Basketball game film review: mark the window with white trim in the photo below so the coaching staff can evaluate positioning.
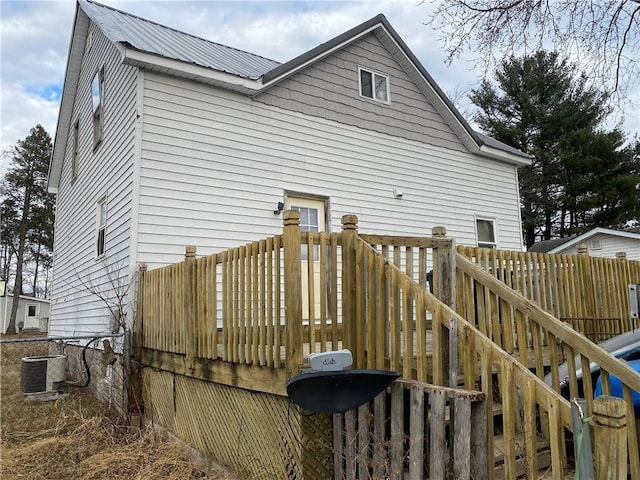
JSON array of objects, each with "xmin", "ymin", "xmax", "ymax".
[
  {"xmin": 359, "ymin": 67, "xmax": 389, "ymax": 103},
  {"xmin": 287, "ymin": 200, "xmax": 324, "ymax": 261},
  {"xmin": 91, "ymin": 68, "xmax": 104, "ymax": 149},
  {"xmin": 476, "ymin": 218, "xmax": 497, "ymax": 248},
  {"xmin": 72, "ymin": 120, "xmax": 79, "ymax": 180},
  {"xmin": 97, "ymin": 197, "xmax": 107, "ymax": 257}
]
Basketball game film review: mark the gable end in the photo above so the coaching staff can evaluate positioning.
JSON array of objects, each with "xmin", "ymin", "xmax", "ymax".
[{"xmin": 253, "ymin": 33, "xmax": 465, "ymax": 151}]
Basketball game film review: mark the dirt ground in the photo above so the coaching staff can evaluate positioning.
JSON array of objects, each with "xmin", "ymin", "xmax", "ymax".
[{"xmin": 0, "ymin": 337, "xmax": 236, "ymax": 480}]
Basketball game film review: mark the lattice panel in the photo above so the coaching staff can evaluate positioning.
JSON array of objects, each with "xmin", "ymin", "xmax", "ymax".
[
  {"xmin": 143, "ymin": 369, "xmax": 176, "ymax": 431},
  {"xmin": 300, "ymin": 412, "xmax": 334, "ymax": 480},
  {"xmin": 145, "ymin": 369, "xmax": 317, "ymax": 478}
]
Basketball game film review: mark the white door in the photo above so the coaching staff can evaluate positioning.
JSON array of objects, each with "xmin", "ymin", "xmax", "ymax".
[
  {"xmin": 24, "ymin": 304, "xmax": 38, "ymax": 329},
  {"xmin": 286, "ymin": 197, "xmax": 326, "ymax": 321}
]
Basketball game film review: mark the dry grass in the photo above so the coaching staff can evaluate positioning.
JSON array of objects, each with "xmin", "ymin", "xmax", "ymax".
[{"xmin": 0, "ymin": 340, "xmax": 237, "ymax": 480}]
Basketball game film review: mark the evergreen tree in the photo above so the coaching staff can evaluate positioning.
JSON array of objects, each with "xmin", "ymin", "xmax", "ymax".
[
  {"xmin": 558, "ymin": 130, "xmax": 640, "ymax": 233},
  {"xmin": 469, "ymin": 51, "xmax": 638, "ymax": 247},
  {"xmin": 1, "ymin": 125, "xmax": 53, "ymax": 333}
]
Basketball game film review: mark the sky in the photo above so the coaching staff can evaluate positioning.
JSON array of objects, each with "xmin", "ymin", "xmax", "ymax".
[{"xmin": 1, "ymin": 0, "xmax": 639, "ymax": 173}]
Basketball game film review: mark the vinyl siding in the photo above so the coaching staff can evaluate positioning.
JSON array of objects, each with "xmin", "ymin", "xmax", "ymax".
[
  {"xmin": 560, "ymin": 234, "xmax": 640, "ymax": 261},
  {"xmin": 254, "ymin": 33, "xmax": 464, "ymax": 152},
  {"xmin": 49, "ymin": 22, "xmax": 138, "ymax": 336},
  {"xmin": 137, "ymin": 72, "xmax": 523, "ymax": 270}
]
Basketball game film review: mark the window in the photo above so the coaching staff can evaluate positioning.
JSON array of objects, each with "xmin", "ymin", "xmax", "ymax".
[
  {"xmin": 86, "ymin": 31, "xmax": 93, "ymax": 53},
  {"xmin": 72, "ymin": 120, "xmax": 79, "ymax": 180},
  {"xmin": 476, "ymin": 218, "xmax": 497, "ymax": 248},
  {"xmin": 290, "ymin": 205, "xmax": 321, "ymax": 261},
  {"xmin": 359, "ymin": 67, "xmax": 389, "ymax": 102},
  {"xmin": 27, "ymin": 305, "xmax": 37, "ymax": 317},
  {"xmin": 97, "ymin": 197, "xmax": 107, "ymax": 257},
  {"xmin": 92, "ymin": 68, "xmax": 104, "ymax": 148},
  {"xmin": 590, "ymin": 239, "xmax": 602, "ymax": 250}
]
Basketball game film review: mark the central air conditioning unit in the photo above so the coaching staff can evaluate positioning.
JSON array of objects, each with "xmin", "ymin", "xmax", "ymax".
[{"xmin": 21, "ymin": 355, "xmax": 67, "ymax": 397}]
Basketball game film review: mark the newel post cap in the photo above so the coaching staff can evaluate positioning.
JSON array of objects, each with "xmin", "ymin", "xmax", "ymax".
[
  {"xmin": 341, "ymin": 214, "xmax": 358, "ymax": 231},
  {"xmin": 432, "ymin": 226, "xmax": 447, "ymax": 237}
]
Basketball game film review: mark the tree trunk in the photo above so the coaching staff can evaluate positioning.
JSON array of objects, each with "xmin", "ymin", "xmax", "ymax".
[
  {"xmin": 1, "ymin": 244, "xmax": 13, "ymax": 286},
  {"xmin": 543, "ymin": 210, "xmax": 551, "ymax": 240},
  {"xmin": 32, "ymin": 243, "xmax": 40, "ymax": 296},
  {"xmin": 7, "ymin": 186, "xmax": 31, "ymax": 334},
  {"xmin": 43, "ymin": 266, "xmax": 50, "ymax": 298}
]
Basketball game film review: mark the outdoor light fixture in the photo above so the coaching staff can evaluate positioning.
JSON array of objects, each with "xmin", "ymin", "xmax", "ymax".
[{"xmin": 273, "ymin": 201, "xmax": 285, "ymax": 215}]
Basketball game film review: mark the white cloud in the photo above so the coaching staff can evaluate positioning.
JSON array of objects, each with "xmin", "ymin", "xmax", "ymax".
[
  {"xmin": 1, "ymin": 82, "xmax": 59, "ymax": 151},
  {"xmin": 1, "ymin": 1, "xmax": 73, "ymax": 83},
  {"xmin": 0, "ymin": 0, "xmax": 637, "ymax": 163}
]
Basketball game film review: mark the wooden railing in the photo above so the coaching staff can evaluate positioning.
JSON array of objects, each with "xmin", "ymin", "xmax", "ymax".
[
  {"xmin": 333, "ymin": 379, "xmax": 486, "ymax": 480},
  {"xmin": 138, "ymin": 212, "xmax": 640, "ymax": 478},
  {"xmin": 456, "ymin": 251, "xmax": 640, "ymax": 478},
  {"xmin": 349, "ymin": 234, "xmax": 573, "ymax": 478},
  {"xmin": 458, "ymin": 246, "xmax": 640, "ymax": 342},
  {"xmin": 141, "ymin": 237, "xmax": 288, "ymax": 367}
]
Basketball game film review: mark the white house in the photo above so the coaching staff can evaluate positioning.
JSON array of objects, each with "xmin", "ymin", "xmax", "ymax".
[
  {"xmin": 531, "ymin": 228, "xmax": 640, "ymax": 261},
  {"xmin": 47, "ymin": 0, "xmax": 530, "ymax": 336},
  {"xmin": 1, "ymin": 294, "xmax": 51, "ymax": 334}
]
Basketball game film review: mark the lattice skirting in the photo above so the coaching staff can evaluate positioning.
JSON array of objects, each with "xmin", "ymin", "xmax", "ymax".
[{"xmin": 142, "ymin": 369, "xmax": 332, "ymax": 479}]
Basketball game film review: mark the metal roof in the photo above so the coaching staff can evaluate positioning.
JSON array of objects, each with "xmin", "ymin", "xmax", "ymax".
[
  {"xmin": 55, "ymin": 1, "xmax": 530, "ymax": 171},
  {"xmin": 474, "ymin": 132, "xmax": 532, "ymax": 160},
  {"xmin": 80, "ymin": 0, "xmax": 281, "ymax": 80}
]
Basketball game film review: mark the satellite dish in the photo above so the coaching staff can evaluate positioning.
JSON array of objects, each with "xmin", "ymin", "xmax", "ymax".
[{"xmin": 287, "ymin": 350, "xmax": 401, "ymax": 414}]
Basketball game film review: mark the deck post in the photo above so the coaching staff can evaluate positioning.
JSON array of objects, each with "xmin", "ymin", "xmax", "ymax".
[
  {"xmin": 341, "ymin": 215, "xmax": 359, "ymax": 365},
  {"xmin": 128, "ymin": 262, "xmax": 148, "ymax": 418},
  {"xmin": 432, "ymin": 226, "xmax": 456, "ymax": 387},
  {"xmin": 185, "ymin": 246, "xmax": 197, "ymax": 371},
  {"xmin": 284, "ymin": 211, "xmax": 303, "ymax": 379},
  {"xmin": 592, "ymin": 395, "xmax": 627, "ymax": 479},
  {"xmin": 134, "ymin": 262, "xmax": 147, "ymax": 358}
]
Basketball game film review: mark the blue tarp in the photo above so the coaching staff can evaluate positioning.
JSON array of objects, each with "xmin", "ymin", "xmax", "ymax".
[{"xmin": 595, "ymin": 359, "xmax": 640, "ymax": 414}]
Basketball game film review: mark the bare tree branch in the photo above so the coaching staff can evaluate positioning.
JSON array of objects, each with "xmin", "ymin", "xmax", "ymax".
[
  {"xmin": 63, "ymin": 258, "xmax": 137, "ymax": 334},
  {"xmin": 427, "ymin": 0, "xmax": 639, "ymax": 111}
]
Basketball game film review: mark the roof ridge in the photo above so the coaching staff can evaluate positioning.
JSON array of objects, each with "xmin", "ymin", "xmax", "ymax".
[{"xmin": 81, "ymin": 0, "xmax": 282, "ymax": 66}]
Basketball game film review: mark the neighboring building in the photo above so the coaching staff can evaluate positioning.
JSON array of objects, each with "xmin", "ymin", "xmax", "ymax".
[
  {"xmin": 527, "ymin": 237, "xmax": 575, "ymax": 254},
  {"xmin": 529, "ymin": 227, "xmax": 640, "ymax": 260},
  {"xmin": 1, "ymin": 294, "xmax": 51, "ymax": 334},
  {"xmin": 47, "ymin": 0, "xmax": 531, "ymax": 336}
]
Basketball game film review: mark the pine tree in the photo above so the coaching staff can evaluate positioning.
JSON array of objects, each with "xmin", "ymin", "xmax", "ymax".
[
  {"xmin": 469, "ymin": 51, "xmax": 639, "ymax": 247},
  {"xmin": 1, "ymin": 125, "xmax": 53, "ymax": 334}
]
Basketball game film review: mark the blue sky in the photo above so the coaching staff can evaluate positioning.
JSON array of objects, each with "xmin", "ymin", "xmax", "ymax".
[{"xmin": 1, "ymin": 0, "xmax": 638, "ymax": 170}]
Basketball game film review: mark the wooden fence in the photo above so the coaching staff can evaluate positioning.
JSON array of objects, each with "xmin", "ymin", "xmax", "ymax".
[
  {"xmin": 458, "ymin": 246, "xmax": 640, "ymax": 342},
  {"xmin": 333, "ymin": 379, "xmax": 486, "ymax": 480},
  {"xmin": 138, "ymin": 212, "xmax": 640, "ymax": 479}
]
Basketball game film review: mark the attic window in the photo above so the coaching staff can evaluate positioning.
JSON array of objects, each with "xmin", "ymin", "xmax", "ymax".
[
  {"xmin": 590, "ymin": 239, "xmax": 602, "ymax": 250},
  {"xmin": 72, "ymin": 120, "xmax": 79, "ymax": 181},
  {"xmin": 92, "ymin": 68, "xmax": 104, "ymax": 149},
  {"xmin": 86, "ymin": 31, "xmax": 93, "ymax": 53},
  {"xmin": 359, "ymin": 67, "xmax": 389, "ymax": 103}
]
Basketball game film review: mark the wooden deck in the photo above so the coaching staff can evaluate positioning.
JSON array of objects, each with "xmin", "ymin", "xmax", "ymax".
[{"xmin": 137, "ymin": 215, "xmax": 640, "ymax": 479}]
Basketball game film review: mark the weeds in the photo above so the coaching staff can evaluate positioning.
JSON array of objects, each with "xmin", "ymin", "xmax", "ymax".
[{"xmin": 1, "ymin": 340, "xmax": 233, "ymax": 480}]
